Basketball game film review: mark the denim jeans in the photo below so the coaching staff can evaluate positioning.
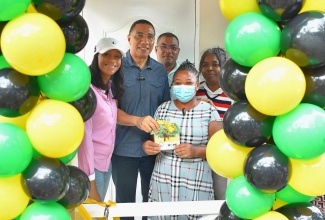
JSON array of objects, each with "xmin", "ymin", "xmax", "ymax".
[
  {"xmin": 95, "ymin": 165, "xmax": 112, "ymax": 202},
  {"xmin": 112, "ymin": 154, "xmax": 157, "ymax": 220},
  {"xmin": 212, "ymin": 171, "xmax": 227, "ymax": 200}
]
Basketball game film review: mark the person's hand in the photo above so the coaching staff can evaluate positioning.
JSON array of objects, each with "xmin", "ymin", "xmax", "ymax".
[
  {"xmin": 135, "ymin": 116, "xmax": 160, "ymax": 133},
  {"xmin": 143, "ymin": 140, "xmax": 161, "ymax": 155},
  {"xmin": 197, "ymin": 97, "xmax": 214, "ymax": 106},
  {"xmin": 89, "ymin": 180, "xmax": 102, "ymax": 202},
  {"xmin": 174, "ymin": 143, "xmax": 194, "ymax": 158}
]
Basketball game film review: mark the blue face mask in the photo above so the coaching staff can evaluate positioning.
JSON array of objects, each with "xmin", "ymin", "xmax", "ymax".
[{"xmin": 172, "ymin": 85, "xmax": 196, "ymax": 103}]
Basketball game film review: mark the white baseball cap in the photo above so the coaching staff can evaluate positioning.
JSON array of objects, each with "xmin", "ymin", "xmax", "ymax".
[{"xmin": 94, "ymin": 37, "xmax": 125, "ymax": 57}]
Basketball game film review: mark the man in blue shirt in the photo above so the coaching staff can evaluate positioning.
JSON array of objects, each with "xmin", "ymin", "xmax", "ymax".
[{"xmin": 112, "ymin": 19, "xmax": 170, "ymax": 220}]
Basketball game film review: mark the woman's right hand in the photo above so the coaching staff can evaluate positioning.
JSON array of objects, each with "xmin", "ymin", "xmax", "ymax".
[
  {"xmin": 143, "ymin": 140, "xmax": 161, "ymax": 155},
  {"xmin": 89, "ymin": 180, "xmax": 102, "ymax": 202}
]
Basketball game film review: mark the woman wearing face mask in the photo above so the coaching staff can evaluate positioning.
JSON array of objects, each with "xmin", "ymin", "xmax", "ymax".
[{"xmin": 143, "ymin": 62, "xmax": 223, "ymax": 220}]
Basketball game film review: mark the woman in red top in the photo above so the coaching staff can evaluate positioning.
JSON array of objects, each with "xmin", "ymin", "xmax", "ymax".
[{"xmin": 195, "ymin": 47, "xmax": 233, "ymax": 200}]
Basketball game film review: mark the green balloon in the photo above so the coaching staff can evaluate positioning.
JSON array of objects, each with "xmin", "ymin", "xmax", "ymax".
[
  {"xmin": 0, "ymin": 55, "xmax": 10, "ymax": 69},
  {"xmin": 59, "ymin": 148, "xmax": 78, "ymax": 164},
  {"xmin": 20, "ymin": 202, "xmax": 70, "ymax": 220},
  {"xmin": 224, "ymin": 12, "xmax": 281, "ymax": 67},
  {"xmin": 0, "ymin": 123, "xmax": 33, "ymax": 177},
  {"xmin": 276, "ymin": 184, "xmax": 315, "ymax": 204},
  {"xmin": 226, "ymin": 175, "xmax": 275, "ymax": 219},
  {"xmin": 273, "ymin": 103, "xmax": 325, "ymax": 160},
  {"xmin": 37, "ymin": 52, "xmax": 91, "ymax": 102},
  {"xmin": 0, "ymin": 0, "xmax": 31, "ymax": 21}
]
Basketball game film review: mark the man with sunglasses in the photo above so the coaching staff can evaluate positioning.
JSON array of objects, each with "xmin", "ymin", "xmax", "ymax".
[{"xmin": 155, "ymin": 32, "xmax": 181, "ymax": 99}]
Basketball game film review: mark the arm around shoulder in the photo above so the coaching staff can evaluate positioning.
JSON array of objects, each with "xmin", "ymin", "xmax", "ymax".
[{"xmin": 208, "ymin": 120, "xmax": 223, "ymax": 139}]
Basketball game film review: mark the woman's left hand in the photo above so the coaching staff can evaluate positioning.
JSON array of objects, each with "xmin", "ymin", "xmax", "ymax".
[
  {"xmin": 143, "ymin": 140, "xmax": 161, "ymax": 155},
  {"xmin": 174, "ymin": 143, "xmax": 194, "ymax": 158}
]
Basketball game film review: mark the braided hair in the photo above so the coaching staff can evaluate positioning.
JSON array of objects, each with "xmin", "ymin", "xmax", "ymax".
[
  {"xmin": 173, "ymin": 60, "xmax": 199, "ymax": 83},
  {"xmin": 199, "ymin": 47, "xmax": 229, "ymax": 73}
]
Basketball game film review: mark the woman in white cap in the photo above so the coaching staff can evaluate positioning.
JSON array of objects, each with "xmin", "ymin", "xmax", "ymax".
[{"xmin": 78, "ymin": 37, "xmax": 125, "ymax": 201}]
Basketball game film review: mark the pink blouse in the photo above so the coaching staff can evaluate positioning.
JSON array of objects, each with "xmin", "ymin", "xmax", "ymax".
[{"xmin": 78, "ymin": 83, "xmax": 117, "ymax": 180}]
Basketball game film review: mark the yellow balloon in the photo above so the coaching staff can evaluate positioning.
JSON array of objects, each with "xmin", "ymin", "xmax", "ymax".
[
  {"xmin": 300, "ymin": 0, "xmax": 325, "ymax": 13},
  {"xmin": 0, "ymin": 112, "xmax": 30, "ymax": 131},
  {"xmin": 206, "ymin": 129, "xmax": 253, "ymax": 178},
  {"xmin": 1, "ymin": 13, "xmax": 65, "ymax": 76},
  {"xmin": 245, "ymin": 57, "xmax": 306, "ymax": 116},
  {"xmin": 0, "ymin": 174, "xmax": 30, "ymax": 219},
  {"xmin": 26, "ymin": 99, "xmax": 84, "ymax": 158},
  {"xmin": 272, "ymin": 198, "xmax": 288, "ymax": 210},
  {"xmin": 253, "ymin": 211, "xmax": 288, "ymax": 220},
  {"xmin": 289, "ymin": 153, "xmax": 325, "ymax": 196},
  {"xmin": 219, "ymin": 0, "xmax": 261, "ymax": 21}
]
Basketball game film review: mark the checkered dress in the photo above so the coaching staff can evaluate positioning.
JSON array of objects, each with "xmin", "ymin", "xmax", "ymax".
[
  {"xmin": 148, "ymin": 101, "xmax": 221, "ymax": 220},
  {"xmin": 312, "ymin": 195, "xmax": 325, "ymax": 213}
]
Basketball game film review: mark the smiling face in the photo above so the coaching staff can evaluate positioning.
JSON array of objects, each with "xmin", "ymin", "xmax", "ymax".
[
  {"xmin": 128, "ymin": 23, "xmax": 155, "ymax": 60},
  {"xmin": 201, "ymin": 53, "xmax": 221, "ymax": 88},
  {"xmin": 155, "ymin": 36, "xmax": 180, "ymax": 69},
  {"xmin": 98, "ymin": 49, "xmax": 122, "ymax": 83}
]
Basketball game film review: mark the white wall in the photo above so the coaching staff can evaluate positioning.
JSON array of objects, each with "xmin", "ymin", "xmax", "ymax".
[
  {"xmin": 199, "ymin": 0, "xmax": 229, "ymax": 56},
  {"xmin": 78, "ymin": 0, "xmax": 230, "ymax": 66},
  {"xmin": 78, "ymin": 0, "xmax": 198, "ymax": 65}
]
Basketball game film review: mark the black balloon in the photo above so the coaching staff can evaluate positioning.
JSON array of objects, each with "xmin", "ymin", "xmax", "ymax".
[
  {"xmin": 0, "ymin": 68, "xmax": 40, "ymax": 117},
  {"xmin": 301, "ymin": 66, "xmax": 325, "ymax": 109},
  {"xmin": 244, "ymin": 144, "xmax": 289, "ymax": 193},
  {"xmin": 258, "ymin": 0, "xmax": 304, "ymax": 22},
  {"xmin": 22, "ymin": 156, "xmax": 70, "ymax": 203},
  {"xmin": 219, "ymin": 58, "xmax": 249, "ymax": 101},
  {"xmin": 277, "ymin": 202, "xmax": 325, "ymax": 219},
  {"xmin": 281, "ymin": 11, "xmax": 325, "ymax": 68},
  {"xmin": 69, "ymin": 87, "xmax": 96, "ymax": 122},
  {"xmin": 223, "ymin": 100, "xmax": 275, "ymax": 147},
  {"xmin": 59, "ymin": 14, "xmax": 89, "ymax": 54},
  {"xmin": 33, "ymin": 0, "xmax": 86, "ymax": 22},
  {"xmin": 218, "ymin": 201, "xmax": 243, "ymax": 220},
  {"xmin": 58, "ymin": 165, "xmax": 90, "ymax": 209}
]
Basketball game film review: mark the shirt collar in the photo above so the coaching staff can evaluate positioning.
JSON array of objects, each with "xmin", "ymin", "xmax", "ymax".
[
  {"xmin": 125, "ymin": 50, "xmax": 153, "ymax": 69},
  {"xmin": 201, "ymin": 81, "xmax": 223, "ymax": 95}
]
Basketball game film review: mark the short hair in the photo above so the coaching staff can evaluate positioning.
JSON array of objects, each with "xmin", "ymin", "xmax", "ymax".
[
  {"xmin": 173, "ymin": 60, "xmax": 199, "ymax": 83},
  {"xmin": 199, "ymin": 47, "xmax": 229, "ymax": 73},
  {"xmin": 129, "ymin": 19, "xmax": 155, "ymax": 35},
  {"xmin": 156, "ymin": 32, "xmax": 179, "ymax": 45}
]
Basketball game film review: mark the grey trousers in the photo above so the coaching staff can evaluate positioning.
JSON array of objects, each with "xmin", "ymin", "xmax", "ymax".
[{"xmin": 212, "ymin": 171, "xmax": 228, "ymax": 200}]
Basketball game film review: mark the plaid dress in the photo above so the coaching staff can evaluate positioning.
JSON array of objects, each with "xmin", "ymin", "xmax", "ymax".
[
  {"xmin": 312, "ymin": 195, "xmax": 325, "ymax": 213},
  {"xmin": 148, "ymin": 100, "xmax": 221, "ymax": 220}
]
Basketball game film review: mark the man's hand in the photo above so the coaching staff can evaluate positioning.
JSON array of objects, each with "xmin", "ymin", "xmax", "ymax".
[{"xmin": 135, "ymin": 116, "xmax": 160, "ymax": 133}]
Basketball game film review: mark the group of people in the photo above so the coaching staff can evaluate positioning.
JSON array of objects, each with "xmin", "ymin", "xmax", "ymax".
[{"xmin": 77, "ymin": 19, "xmax": 233, "ymax": 219}]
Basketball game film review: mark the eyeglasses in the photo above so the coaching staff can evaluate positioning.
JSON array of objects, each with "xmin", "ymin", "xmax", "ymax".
[
  {"xmin": 132, "ymin": 33, "xmax": 155, "ymax": 42},
  {"xmin": 158, "ymin": 44, "xmax": 179, "ymax": 51}
]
